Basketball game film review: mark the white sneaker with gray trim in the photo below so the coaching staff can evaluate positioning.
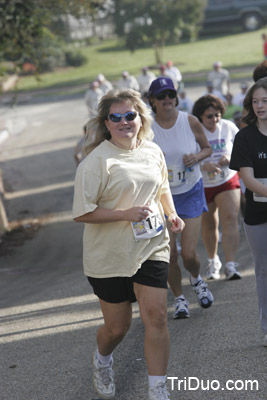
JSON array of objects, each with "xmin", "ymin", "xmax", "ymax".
[
  {"xmin": 149, "ymin": 379, "xmax": 171, "ymax": 400},
  {"xmin": 191, "ymin": 278, "xmax": 214, "ymax": 309},
  {"xmin": 173, "ymin": 296, "xmax": 190, "ymax": 319},
  {"xmin": 206, "ymin": 256, "xmax": 222, "ymax": 280},
  {"xmin": 225, "ymin": 262, "xmax": 241, "ymax": 280},
  {"xmin": 92, "ymin": 350, "xmax": 115, "ymax": 399}
]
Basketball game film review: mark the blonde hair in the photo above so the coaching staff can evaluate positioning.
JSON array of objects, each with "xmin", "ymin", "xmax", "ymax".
[{"xmin": 83, "ymin": 89, "xmax": 153, "ymax": 154}]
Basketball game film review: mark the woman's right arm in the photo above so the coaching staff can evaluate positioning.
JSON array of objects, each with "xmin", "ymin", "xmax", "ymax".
[
  {"xmin": 239, "ymin": 167, "xmax": 267, "ymax": 197},
  {"xmin": 74, "ymin": 205, "xmax": 153, "ymax": 224}
]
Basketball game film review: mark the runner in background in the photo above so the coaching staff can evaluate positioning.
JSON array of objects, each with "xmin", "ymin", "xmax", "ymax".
[{"xmin": 192, "ymin": 94, "xmax": 241, "ymax": 281}]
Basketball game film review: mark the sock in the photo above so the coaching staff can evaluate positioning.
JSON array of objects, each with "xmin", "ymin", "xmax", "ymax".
[
  {"xmin": 148, "ymin": 375, "xmax": 166, "ymax": 387},
  {"xmin": 175, "ymin": 294, "xmax": 185, "ymax": 301},
  {"xmin": 208, "ymin": 255, "xmax": 219, "ymax": 261},
  {"xmin": 191, "ymin": 274, "xmax": 201, "ymax": 285},
  {"xmin": 96, "ymin": 348, "xmax": 113, "ymax": 365}
]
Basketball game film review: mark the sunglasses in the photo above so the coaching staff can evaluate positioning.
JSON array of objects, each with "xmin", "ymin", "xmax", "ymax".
[
  {"xmin": 155, "ymin": 90, "xmax": 177, "ymax": 101},
  {"xmin": 204, "ymin": 113, "xmax": 221, "ymax": 119},
  {"xmin": 108, "ymin": 111, "xmax": 139, "ymax": 123}
]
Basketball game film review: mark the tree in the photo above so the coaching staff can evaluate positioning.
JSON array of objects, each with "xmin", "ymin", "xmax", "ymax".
[
  {"xmin": 0, "ymin": 0, "xmax": 106, "ymax": 69},
  {"xmin": 111, "ymin": 0, "xmax": 207, "ymax": 63}
]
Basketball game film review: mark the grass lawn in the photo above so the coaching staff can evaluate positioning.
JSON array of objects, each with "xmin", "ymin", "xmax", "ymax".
[{"xmin": 16, "ymin": 28, "xmax": 266, "ymax": 92}]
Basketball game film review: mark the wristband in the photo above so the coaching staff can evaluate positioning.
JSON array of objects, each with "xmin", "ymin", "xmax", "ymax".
[{"xmin": 167, "ymin": 210, "xmax": 177, "ymax": 218}]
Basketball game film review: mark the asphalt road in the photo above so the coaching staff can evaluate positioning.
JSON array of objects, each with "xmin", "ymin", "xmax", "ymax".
[{"xmin": 0, "ymin": 91, "xmax": 266, "ymax": 400}]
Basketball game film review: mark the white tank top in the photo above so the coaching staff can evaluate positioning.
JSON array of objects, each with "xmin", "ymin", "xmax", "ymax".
[{"xmin": 152, "ymin": 111, "xmax": 202, "ymax": 195}]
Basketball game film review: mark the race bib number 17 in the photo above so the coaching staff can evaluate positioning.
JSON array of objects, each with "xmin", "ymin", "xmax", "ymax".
[{"xmin": 131, "ymin": 212, "xmax": 164, "ymax": 241}]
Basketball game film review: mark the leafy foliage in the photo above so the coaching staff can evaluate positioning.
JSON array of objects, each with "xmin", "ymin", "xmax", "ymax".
[
  {"xmin": 64, "ymin": 49, "xmax": 88, "ymax": 66},
  {"xmin": 0, "ymin": 0, "xmax": 105, "ymax": 71},
  {"xmin": 111, "ymin": 0, "xmax": 207, "ymax": 62}
]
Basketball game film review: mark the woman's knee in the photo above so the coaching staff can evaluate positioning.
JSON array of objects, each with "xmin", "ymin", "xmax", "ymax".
[
  {"xmin": 181, "ymin": 249, "xmax": 197, "ymax": 265},
  {"xmin": 106, "ymin": 322, "xmax": 131, "ymax": 341},
  {"xmin": 221, "ymin": 210, "xmax": 239, "ymax": 228},
  {"xmin": 143, "ymin": 303, "xmax": 167, "ymax": 329}
]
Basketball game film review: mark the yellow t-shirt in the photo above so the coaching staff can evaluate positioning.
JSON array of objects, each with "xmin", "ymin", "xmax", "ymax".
[{"xmin": 72, "ymin": 139, "xmax": 171, "ymax": 278}]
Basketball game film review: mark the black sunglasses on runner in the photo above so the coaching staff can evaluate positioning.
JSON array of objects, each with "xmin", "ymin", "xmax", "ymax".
[
  {"xmin": 108, "ymin": 111, "xmax": 139, "ymax": 123},
  {"xmin": 155, "ymin": 90, "xmax": 177, "ymax": 101}
]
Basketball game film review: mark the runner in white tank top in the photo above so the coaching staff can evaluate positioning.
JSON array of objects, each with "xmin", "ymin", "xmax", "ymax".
[{"xmin": 149, "ymin": 77, "xmax": 213, "ymax": 319}]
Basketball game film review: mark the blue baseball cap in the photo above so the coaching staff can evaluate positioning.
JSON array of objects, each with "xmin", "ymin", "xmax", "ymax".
[{"xmin": 148, "ymin": 77, "xmax": 176, "ymax": 97}]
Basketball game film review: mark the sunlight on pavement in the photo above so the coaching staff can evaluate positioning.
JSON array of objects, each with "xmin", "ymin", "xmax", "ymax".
[
  {"xmin": 0, "ymin": 263, "xmax": 256, "ymax": 344},
  {"xmin": 0, "ymin": 294, "xmax": 141, "ymax": 344},
  {"xmin": 5, "ymin": 181, "xmax": 74, "ymax": 199}
]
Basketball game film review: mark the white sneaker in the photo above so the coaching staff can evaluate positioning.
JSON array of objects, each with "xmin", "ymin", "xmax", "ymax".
[
  {"xmin": 225, "ymin": 262, "xmax": 241, "ymax": 280},
  {"xmin": 92, "ymin": 350, "xmax": 115, "ymax": 399},
  {"xmin": 206, "ymin": 256, "xmax": 222, "ymax": 280},
  {"xmin": 191, "ymin": 278, "xmax": 214, "ymax": 309},
  {"xmin": 173, "ymin": 296, "xmax": 190, "ymax": 319},
  {"xmin": 264, "ymin": 334, "xmax": 267, "ymax": 347},
  {"xmin": 149, "ymin": 379, "xmax": 170, "ymax": 400}
]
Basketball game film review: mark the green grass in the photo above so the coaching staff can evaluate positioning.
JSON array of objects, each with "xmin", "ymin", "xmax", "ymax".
[{"xmin": 16, "ymin": 28, "xmax": 266, "ymax": 91}]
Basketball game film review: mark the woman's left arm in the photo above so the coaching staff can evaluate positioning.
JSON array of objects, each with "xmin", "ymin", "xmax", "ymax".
[
  {"xmin": 160, "ymin": 192, "xmax": 185, "ymax": 233},
  {"xmin": 184, "ymin": 115, "xmax": 212, "ymax": 168},
  {"xmin": 240, "ymin": 167, "xmax": 267, "ymax": 197}
]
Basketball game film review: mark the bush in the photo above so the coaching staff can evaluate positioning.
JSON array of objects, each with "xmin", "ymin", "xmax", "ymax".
[
  {"xmin": 64, "ymin": 50, "xmax": 87, "ymax": 67},
  {"xmin": 38, "ymin": 46, "xmax": 66, "ymax": 72}
]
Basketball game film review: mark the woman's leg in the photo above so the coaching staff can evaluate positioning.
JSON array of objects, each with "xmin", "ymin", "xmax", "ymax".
[
  {"xmin": 93, "ymin": 300, "xmax": 132, "ymax": 399},
  {"xmin": 180, "ymin": 215, "xmax": 202, "ymax": 277},
  {"xmin": 134, "ymin": 283, "xmax": 169, "ymax": 376},
  {"xmin": 215, "ymin": 189, "xmax": 240, "ymax": 263},
  {"xmin": 167, "ymin": 223, "xmax": 183, "ymax": 297},
  {"xmin": 201, "ymin": 200, "xmax": 219, "ymax": 259},
  {"xmin": 181, "ymin": 215, "xmax": 214, "ymax": 308},
  {"xmin": 244, "ymin": 222, "xmax": 267, "ymax": 334},
  {"xmin": 97, "ymin": 299, "xmax": 132, "ymax": 355}
]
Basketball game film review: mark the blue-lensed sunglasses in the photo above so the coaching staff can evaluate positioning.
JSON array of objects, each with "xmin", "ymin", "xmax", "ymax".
[{"xmin": 108, "ymin": 111, "xmax": 139, "ymax": 123}]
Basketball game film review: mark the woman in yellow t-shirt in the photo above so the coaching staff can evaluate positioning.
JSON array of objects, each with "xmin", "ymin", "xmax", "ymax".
[{"xmin": 73, "ymin": 88, "xmax": 184, "ymax": 400}]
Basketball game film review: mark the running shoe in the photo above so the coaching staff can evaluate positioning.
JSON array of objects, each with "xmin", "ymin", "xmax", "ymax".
[
  {"xmin": 264, "ymin": 334, "xmax": 267, "ymax": 347},
  {"xmin": 191, "ymin": 278, "xmax": 214, "ymax": 309},
  {"xmin": 206, "ymin": 256, "xmax": 222, "ymax": 280},
  {"xmin": 92, "ymin": 350, "xmax": 115, "ymax": 399},
  {"xmin": 225, "ymin": 262, "xmax": 241, "ymax": 280},
  {"xmin": 149, "ymin": 379, "xmax": 171, "ymax": 400},
  {"xmin": 173, "ymin": 296, "xmax": 190, "ymax": 319}
]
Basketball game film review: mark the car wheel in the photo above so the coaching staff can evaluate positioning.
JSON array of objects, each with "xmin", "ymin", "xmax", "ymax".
[{"xmin": 242, "ymin": 12, "xmax": 264, "ymax": 31}]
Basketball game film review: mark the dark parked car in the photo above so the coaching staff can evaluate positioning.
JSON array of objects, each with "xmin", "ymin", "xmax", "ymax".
[{"xmin": 203, "ymin": 0, "xmax": 267, "ymax": 32}]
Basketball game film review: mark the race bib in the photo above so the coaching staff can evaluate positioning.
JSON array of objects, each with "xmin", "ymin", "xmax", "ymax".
[
  {"xmin": 207, "ymin": 168, "xmax": 225, "ymax": 184},
  {"xmin": 131, "ymin": 212, "xmax": 164, "ymax": 241},
  {"xmin": 253, "ymin": 178, "xmax": 267, "ymax": 202},
  {"xmin": 168, "ymin": 165, "xmax": 195, "ymax": 187}
]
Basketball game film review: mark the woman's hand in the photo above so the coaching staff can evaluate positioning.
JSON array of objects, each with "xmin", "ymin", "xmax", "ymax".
[
  {"xmin": 168, "ymin": 211, "xmax": 185, "ymax": 233},
  {"xmin": 201, "ymin": 161, "xmax": 222, "ymax": 174},
  {"xmin": 183, "ymin": 153, "xmax": 198, "ymax": 168},
  {"xmin": 218, "ymin": 155, "xmax": 230, "ymax": 166},
  {"xmin": 123, "ymin": 205, "xmax": 153, "ymax": 222}
]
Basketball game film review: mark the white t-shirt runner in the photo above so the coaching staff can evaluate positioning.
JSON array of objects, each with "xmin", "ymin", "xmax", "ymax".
[{"xmin": 201, "ymin": 118, "xmax": 238, "ymax": 188}]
